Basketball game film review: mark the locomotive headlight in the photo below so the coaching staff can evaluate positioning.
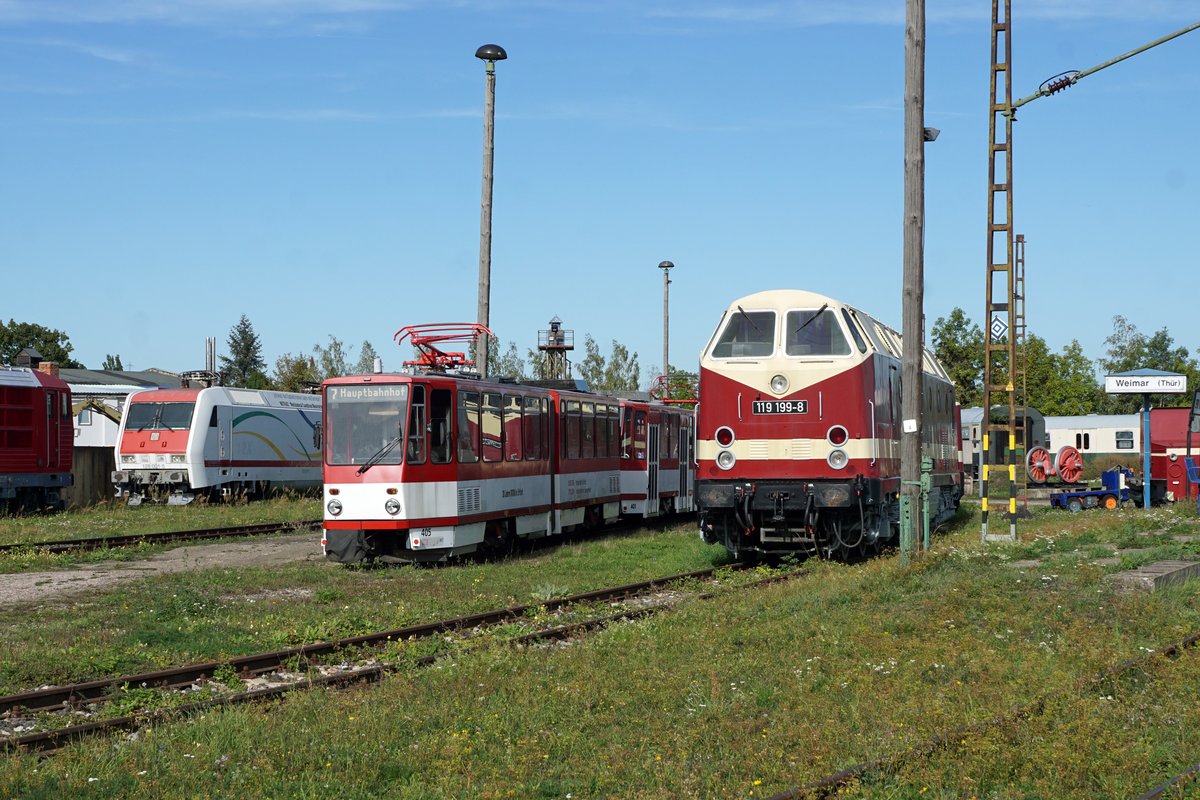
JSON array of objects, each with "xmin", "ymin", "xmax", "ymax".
[
  {"xmin": 715, "ymin": 426, "xmax": 735, "ymax": 447},
  {"xmin": 170, "ymin": 454, "xmax": 185, "ymax": 463},
  {"xmin": 827, "ymin": 425, "xmax": 849, "ymax": 446},
  {"xmin": 121, "ymin": 455, "xmax": 136, "ymax": 464},
  {"xmin": 770, "ymin": 374, "xmax": 789, "ymax": 395},
  {"xmin": 384, "ymin": 498, "xmax": 401, "ymax": 515},
  {"xmin": 327, "ymin": 499, "xmax": 343, "ymax": 516},
  {"xmin": 716, "ymin": 450, "xmax": 737, "ymax": 470},
  {"xmin": 827, "ymin": 449, "xmax": 849, "ymax": 470}
]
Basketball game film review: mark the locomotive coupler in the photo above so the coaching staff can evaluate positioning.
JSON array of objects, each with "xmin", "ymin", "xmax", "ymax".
[{"xmin": 768, "ymin": 491, "xmax": 791, "ymax": 521}]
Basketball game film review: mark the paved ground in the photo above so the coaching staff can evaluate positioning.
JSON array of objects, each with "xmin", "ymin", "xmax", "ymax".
[{"xmin": 0, "ymin": 533, "xmax": 323, "ymax": 606}]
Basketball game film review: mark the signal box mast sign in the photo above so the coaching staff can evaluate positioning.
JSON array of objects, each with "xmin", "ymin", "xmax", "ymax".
[{"xmin": 1104, "ymin": 372, "xmax": 1187, "ymax": 394}]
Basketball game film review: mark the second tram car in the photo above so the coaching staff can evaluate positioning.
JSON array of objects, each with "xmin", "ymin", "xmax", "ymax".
[
  {"xmin": 695, "ymin": 289, "xmax": 962, "ymax": 559},
  {"xmin": 320, "ymin": 372, "xmax": 695, "ymax": 563}
]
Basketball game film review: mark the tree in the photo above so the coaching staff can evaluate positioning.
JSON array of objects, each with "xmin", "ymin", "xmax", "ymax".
[
  {"xmin": 101, "ymin": 354, "xmax": 124, "ymax": 371},
  {"xmin": 1023, "ymin": 335, "xmax": 1101, "ymax": 416},
  {"xmin": 353, "ymin": 340, "xmax": 381, "ymax": 375},
  {"xmin": 0, "ymin": 320, "xmax": 85, "ymax": 368},
  {"xmin": 577, "ymin": 335, "xmax": 640, "ymax": 393},
  {"xmin": 313, "ymin": 335, "xmax": 350, "ymax": 381},
  {"xmin": 930, "ymin": 308, "xmax": 983, "ymax": 408},
  {"xmin": 493, "ymin": 341, "xmax": 527, "ymax": 380},
  {"xmin": 219, "ymin": 314, "xmax": 269, "ymax": 388},
  {"xmin": 1097, "ymin": 316, "xmax": 1200, "ymax": 413},
  {"xmin": 273, "ymin": 353, "xmax": 319, "ymax": 393}
]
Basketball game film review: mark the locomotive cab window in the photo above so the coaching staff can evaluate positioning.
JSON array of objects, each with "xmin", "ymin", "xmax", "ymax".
[
  {"xmin": 785, "ymin": 308, "xmax": 850, "ymax": 357},
  {"xmin": 709, "ymin": 310, "xmax": 776, "ymax": 358}
]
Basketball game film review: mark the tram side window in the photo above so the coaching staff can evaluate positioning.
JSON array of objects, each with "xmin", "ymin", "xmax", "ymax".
[
  {"xmin": 1116, "ymin": 430, "xmax": 1134, "ymax": 450},
  {"xmin": 621, "ymin": 407, "xmax": 634, "ymax": 458},
  {"xmin": 565, "ymin": 401, "xmax": 581, "ymax": 460},
  {"xmin": 407, "ymin": 385, "xmax": 427, "ymax": 463},
  {"xmin": 482, "ymin": 393, "xmax": 503, "ymax": 463},
  {"xmin": 504, "ymin": 395, "xmax": 524, "ymax": 461},
  {"xmin": 606, "ymin": 407, "xmax": 619, "ymax": 458},
  {"xmin": 541, "ymin": 398, "xmax": 550, "ymax": 458},
  {"xmin": 524, "ymin": 396, "xmax": 541, "ymax": 460},
  {"xmin": 458, "ymin": 391, "xmax": 480, "ymax": 463},
  {"xmin": 634, "ymin": 411, "xmax": 647, "ymax": 460},
  {"xmin": 430, "ymin": 388, "xmax": 452, "ymax": 464},
  {"xmin": 581, "ymin": 402, "xmax": 595, "ymax": 459}
]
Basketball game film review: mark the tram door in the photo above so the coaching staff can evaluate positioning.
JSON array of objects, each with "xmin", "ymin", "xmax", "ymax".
[{"xmin": 646, "ymin": 424, "xmax": 660, "ymax": 517}]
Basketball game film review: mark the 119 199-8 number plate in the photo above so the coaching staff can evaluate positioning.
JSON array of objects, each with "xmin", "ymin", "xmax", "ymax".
[{"xmin": 752, "ymin": 400, "xmax": 808, "ymax": 414}]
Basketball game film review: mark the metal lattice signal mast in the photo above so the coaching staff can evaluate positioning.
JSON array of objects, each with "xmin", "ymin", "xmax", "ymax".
[{"xmin": 983, "ymin": 9, "xmax": 1200, "ymax": 544}]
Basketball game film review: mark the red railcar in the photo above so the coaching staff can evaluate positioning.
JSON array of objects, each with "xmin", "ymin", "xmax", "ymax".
[
  {"xmin": 0, "ymin": 366, "xmax": 74, "ymax": 512},
  {"xmin": 695, "ymin": 290, "xmax": 962, "ymax": 559},
  {"xmin": 321, "ymin": 371, "xmax": 695, "ymax": 563},
  {"xmin": 618, "ymin": 399, "xmax": 695, "ymax": 518}
]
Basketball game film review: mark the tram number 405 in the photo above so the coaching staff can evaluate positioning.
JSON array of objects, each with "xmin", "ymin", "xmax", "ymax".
[{"xmin": 752, "ymin": 400, "xmax": 808, "ymax": 414}]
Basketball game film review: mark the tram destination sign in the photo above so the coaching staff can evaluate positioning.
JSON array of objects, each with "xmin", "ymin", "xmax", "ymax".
[
  {"xmin": 752, "ymin": 399, "xmax": 809, "ymax": 415},
  {"xmin": 1103, "ymin": 374, "xmax": 1187, "ymax": 394}
]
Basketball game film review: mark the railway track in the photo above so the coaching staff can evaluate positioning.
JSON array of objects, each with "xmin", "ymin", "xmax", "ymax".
[
  {"xmin": 764, "ymin": 629, "xmax": 1200, "ymax": 800},
  {"xmin": 0, "ymin": 520, "xmax": 322, "ymax": 556},
  {"xmin": 0, "ymin": 562, "xmax": 795, "ymax": 754}
]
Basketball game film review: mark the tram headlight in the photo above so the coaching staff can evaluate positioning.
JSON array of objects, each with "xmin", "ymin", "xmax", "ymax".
[
  {"xmin": 770, "ymin": 374, "xmax": 789, "ymax": 394},
  {"xmin": 827, "ymin": 449, "xmax": 849, "ymax": 470},
  {"xmin": 327, "ymin": 499, "xmax": 343, "ymax": 516},
  {"xmin": 716, "ymin": 450, "xmax": 737, "ymax": 470},
  {"xmin": 384, "ymin": 498, "xmax": 401, "ymax": 515}
]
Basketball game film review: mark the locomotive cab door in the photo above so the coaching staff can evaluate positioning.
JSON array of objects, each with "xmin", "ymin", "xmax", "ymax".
[
  {"xmin": 216, "ymin": 406, "xmax": 233, "ymax": 470},
  {"xmin": 646, "ymin": 423, "xmax": 660, "ymax": 516},
  {"xmin": 46, "ymin": 390, "xmax": 62, "ymax": 469}
]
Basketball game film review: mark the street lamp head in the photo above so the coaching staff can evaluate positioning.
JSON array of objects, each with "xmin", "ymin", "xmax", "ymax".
[
  {"xmin": 658, "ymin": 260, "xmax": 674, "ymax": 271},
  {"xmin": 923, "ymin": 126, "xmax": 940, "ymax": 142},
  {"xmin": 475, "ymin": 44, "xmax": 508, "ymax": 62}
]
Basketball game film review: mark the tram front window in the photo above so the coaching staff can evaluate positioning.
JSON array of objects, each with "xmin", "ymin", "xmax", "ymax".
[{"xmin": 324, "ymin": 384, "xmax": 410, "ymax": 467}]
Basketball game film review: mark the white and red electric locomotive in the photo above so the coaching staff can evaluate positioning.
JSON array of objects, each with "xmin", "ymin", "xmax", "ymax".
[
  {"xmin": 320, "ymin": 324, "xmax": 694, "ymax": 563},
  {"xmin": 695, "ymin": 290, "xmax": 962, "ymax": 559}
]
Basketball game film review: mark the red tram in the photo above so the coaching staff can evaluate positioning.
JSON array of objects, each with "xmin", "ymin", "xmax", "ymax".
[
  {"xmin": 0, "ymin": 366, "xmax": 74, "ymax": 512},
  {"xmin": 320, "ymin": 328, "xmax": 694, "ymax": 563},
  {"xmin": 695, "ymin": 290, "xmax": 963, "ymax": 559}
]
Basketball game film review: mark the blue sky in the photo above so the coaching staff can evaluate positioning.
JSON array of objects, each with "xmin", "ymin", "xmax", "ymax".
[{"xmin": 1, "ymin": 1, "xmax": 1196, "ymax": 382}]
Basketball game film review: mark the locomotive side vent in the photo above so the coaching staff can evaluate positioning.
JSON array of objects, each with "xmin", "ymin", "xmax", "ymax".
[{"xmin": 457, "ymin": 486, "xmax": 481, "ymax": 514}]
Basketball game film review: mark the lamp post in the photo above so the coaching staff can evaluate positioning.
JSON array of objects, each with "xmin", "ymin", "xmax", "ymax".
[
  {"xmin": 658, "ymin": 260, "xmax": 673, "ymax": 377},
  {"xmin": 475, "ymin": 43, "xmax": 507, "ymax": 378}
]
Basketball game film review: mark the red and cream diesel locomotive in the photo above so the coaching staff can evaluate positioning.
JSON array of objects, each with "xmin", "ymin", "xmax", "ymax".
[
  {"xmin": 695, "ymin": 289, "xmax": 962, "ymax": 559},
  {"xmin": 320, "ymin": 329, "xmax": 694, "ymax": 564}
]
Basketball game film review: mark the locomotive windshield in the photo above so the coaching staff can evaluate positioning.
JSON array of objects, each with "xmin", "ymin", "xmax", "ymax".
[
  {"xmin": 785, "ymin": 307, "xmax": 851, "ymax": 357},
  {"xmin": 125, "ymin": 401, "xmax": 195, "ymax": 431},
  {"xmin": 709, "ymin": 309, "xmax": 776, "ymax": 358},
  {"xmin": 324, "ymin": 384, "xmax": 409, "ymax": 467}
]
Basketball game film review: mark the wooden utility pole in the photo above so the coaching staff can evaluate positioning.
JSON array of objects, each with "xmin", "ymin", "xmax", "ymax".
[{"xmin": 900, "ymin": 0, "xmax": 927, "ymax": 563}]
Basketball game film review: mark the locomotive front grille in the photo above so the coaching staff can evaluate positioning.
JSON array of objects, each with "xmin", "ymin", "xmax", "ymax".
[
  {"xmin": 789, "ymin": 439, "xmax": 812, "ymax": 459},
  {"xmin": 748, "ymin": 441, "xmax": 769, "ymax": 460}
]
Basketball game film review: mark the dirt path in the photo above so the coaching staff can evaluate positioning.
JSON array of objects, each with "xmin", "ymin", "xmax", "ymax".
[{"xmin": 0, "ymin": 534, "xmax": 323, "ymax": 606}]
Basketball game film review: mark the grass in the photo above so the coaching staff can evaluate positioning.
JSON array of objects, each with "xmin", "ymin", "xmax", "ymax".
[
  {"xmin": 0, "ymin": 521, "xmax": 728, "ymax": 694},
  {"xmin": 3, "ymin": 504, "xmax": 1200, "ymax": 797},
  {"xmin": 0, "ymin": 497, "xmax": 322, "ymax": 572}
]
